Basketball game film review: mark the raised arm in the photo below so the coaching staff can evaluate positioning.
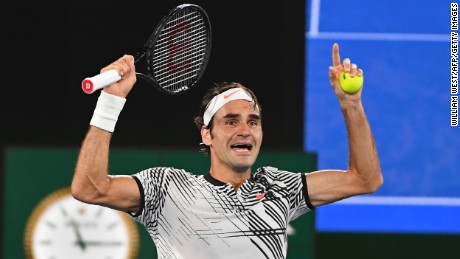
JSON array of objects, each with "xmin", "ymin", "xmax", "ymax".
[
  {"xmin": 306, "ymin": 43, "xmax": 383, "ymax": 207},
  {"xmin": 71, "ymin": 55, "xmax": 141, "ymax": 214}
]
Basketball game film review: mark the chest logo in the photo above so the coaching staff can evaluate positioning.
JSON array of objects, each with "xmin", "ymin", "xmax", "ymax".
[{"xmin": 256, "ymin": 191, "xmax": 268, "ymax": 200}]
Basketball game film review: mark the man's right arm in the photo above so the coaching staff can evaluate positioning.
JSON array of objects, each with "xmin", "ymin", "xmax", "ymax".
[
  {"xmin": 71, "ymin": 55, "xmax": 142, "ymax": 214},
  {"xmin": 72, "ymin": 126, "xmax": 141, "ymax": 213}
]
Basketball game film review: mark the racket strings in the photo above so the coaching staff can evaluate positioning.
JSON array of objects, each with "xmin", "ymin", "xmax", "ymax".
[
  {"xmin": 150, "ymin": 8, "xmax": 209, "ymax": 92},
  {"xmin": 152, "ymin": 34, "xmax": 207, "ymax": 67},
  {"xmin": 156, "ymin": 62, "xmax": 204, "ymax": 87},
  {"xmin": 152, "ymin": 40, "xmax": 207, "ymax": 75},
  {"xmin": 155, "ymin": 18, "xmax": 206, "ymax": 45},
  {"xmin": 154, "ymin": 27, "xmax": 207, "ymax": 55},
  {"xmin": 155, "ymin": 13, "xmax": 206, "ymax": 61}
]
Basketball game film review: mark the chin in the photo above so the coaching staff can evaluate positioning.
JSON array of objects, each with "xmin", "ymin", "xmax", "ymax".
[
  {"xmin": 231, "ymin": 160, "xmax": 256, "ymax": 173},
  {"xmin": 232, "ymin": 165, "xmax": 252, "ymax": 173}
]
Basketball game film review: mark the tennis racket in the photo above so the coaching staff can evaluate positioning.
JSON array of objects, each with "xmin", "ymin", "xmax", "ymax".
[{"xmin": 82, "ymin": 4, "xmax": 212, "ymax": 95}]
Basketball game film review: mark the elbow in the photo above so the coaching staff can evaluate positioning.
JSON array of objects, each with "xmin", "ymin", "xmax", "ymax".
[
  {"xmin": 70, "ymin": 176, "xmax": 108, "ymax": 204},
  {"xmin": 349, "ymin": 167, "xmax": 383, "ymax": 195},
  {"xmin": 71, "ymin": 181, "xmax": 90, "ymax": 203},
  {"xmin": 362, "ymin": 170, "xmax": 384, "ymax": 194}
]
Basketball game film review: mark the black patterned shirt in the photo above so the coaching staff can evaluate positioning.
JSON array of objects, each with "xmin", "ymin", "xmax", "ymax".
[{"xmin": 131, "ymin": 166, "xmax": 314, "ymax": 259}]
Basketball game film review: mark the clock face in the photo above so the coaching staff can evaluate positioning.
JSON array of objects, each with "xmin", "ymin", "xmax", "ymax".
[{"xmin": 24, "ymin": 188, "xmax": 139, "ymax": 259}]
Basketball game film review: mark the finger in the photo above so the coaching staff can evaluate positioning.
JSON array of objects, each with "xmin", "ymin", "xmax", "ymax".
[
  {"xmin": 329, "ymin": 65, "xmax": 339, "ymax": 77},
  {"xmin": 113, "ymin": 57, "xmax": 131, "ymax": 78},
  {"xmin": 100, "ymin": 57, "xmax": 127, "ymax": 75},
  {"xmin": 119, "ymin": 57, "xmax": 131, "ymax": 75},
  {"xmin": 332, "ymin": 43, "xmax": 341, "ymax": 67},
  {"xmin": 123, "ymin": 54, "xmax": 135, "ymax": 65},
  {"xmin": 343, "ymin": 58, "xmax": 351, "ymax": 72},
  {"xmin": 328, "ymin": 66, "xmax": 335, "ymax": 78},
  {"xmin": 329, "ymin": 66, "xmax": 339, "ymax": 86},
  {"xmin": 357, "ymin": 68, "xmax": 364, "ymax": 77},
  {"xmin": 350, "ymin": 63, "xmax": 358, "ymax": 77},
  {"xmin": 123, "ymin": 55, "xmax": 136, "ymax": 73}
]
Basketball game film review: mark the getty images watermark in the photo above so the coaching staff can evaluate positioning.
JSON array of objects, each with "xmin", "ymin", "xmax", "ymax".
[{"xmin": 452, "ymin": 3, "xmax": 458, "ymax": 126}]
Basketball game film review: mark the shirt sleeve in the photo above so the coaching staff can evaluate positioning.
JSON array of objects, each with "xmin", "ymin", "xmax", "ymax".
[
  {"xmin": 277, "ymin": 169, "xmax": 314, "ymax": 222},
  {"xmin": 130, "ymin": 167, "xmax": 172, "ymax": 226},
  {"xmin": 301, "ymin": 173, "xmax": 315, "ymax": 210}
]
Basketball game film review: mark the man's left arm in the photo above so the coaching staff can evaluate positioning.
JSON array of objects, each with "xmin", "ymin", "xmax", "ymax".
[{"xmin": 306, "ymin": 43, "xmax": 383, "ymax": 207}]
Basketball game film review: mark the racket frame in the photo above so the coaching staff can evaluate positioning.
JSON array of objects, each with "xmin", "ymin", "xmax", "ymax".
[{"xmin": 82, "ymin": 4, "xmax": 211, "ymax": 95}]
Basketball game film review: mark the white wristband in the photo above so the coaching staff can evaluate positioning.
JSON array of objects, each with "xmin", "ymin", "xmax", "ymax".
[{"xmin": 90, "ymin": 91, "xmax": 126, "ymax": 132}]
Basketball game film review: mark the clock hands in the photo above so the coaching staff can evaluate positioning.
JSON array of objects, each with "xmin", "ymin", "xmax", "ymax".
[
  {"xmin": 26, "ymin": 189, "xmax": 138, "ymax": 259},
  {"xmin": 83, "ymin": 241, "xmax": 123, "ymax": 246},
  {"xmin": 69, "ymin": 220, "xmax": 87, "ymax": 251},
  {"xmin": 70, "ymin": 220, "xmax": 123, "ymax": 249}
]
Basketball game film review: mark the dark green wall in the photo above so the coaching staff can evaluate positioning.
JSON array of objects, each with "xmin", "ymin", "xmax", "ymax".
[{"xmin": 3, "ymin": 147, "xmax": 316, "ymax": 259}]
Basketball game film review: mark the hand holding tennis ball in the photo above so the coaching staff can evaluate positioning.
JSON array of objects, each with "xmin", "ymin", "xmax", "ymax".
[
  {"xmin": 331, "ymin": 43, "xmax": 364, "ymax": 95},
  {"xmin": 339, "ymin": 72, "xmax": 363, "ymax": 94}
]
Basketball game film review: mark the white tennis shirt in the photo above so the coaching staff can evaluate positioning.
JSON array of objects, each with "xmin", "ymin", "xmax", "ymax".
[{"xmin": 131, "ymin": 166, "xmax": 313, "ymax": 259}]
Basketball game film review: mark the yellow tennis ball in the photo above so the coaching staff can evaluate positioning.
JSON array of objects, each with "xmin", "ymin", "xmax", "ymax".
[{"xmin": 339, "ymin": 72, "xmax": 363, "ymax": 94}]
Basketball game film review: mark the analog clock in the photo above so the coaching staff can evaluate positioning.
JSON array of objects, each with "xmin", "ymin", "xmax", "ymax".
[{"xmin": 24, "ymin": 187, "xmax": 139, "ymax": 259}]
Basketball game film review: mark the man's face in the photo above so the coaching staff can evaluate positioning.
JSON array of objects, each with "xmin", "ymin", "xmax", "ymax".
[{"xmin": 202, "ymin": 99, "xmax": 263, "ymax": 173}]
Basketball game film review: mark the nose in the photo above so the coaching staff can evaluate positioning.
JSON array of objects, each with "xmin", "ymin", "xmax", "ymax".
[{"xmin": 236, "ymin": 122, "xmax": 251, "ymax": 137}]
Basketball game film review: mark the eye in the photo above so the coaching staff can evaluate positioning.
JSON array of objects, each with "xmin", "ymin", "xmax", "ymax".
[
  {"xmin": 226, "ymin": 119, "xmax": 238, "ymax": 126},
  {"xmin": 248, "ymin": 120, "xmax": 259, "ymax": 127}
]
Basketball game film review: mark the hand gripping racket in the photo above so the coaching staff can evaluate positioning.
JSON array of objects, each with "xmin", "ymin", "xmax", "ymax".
[{"xmin": 82, "ymin": 4, "xmax": 211, "ymax": 95}]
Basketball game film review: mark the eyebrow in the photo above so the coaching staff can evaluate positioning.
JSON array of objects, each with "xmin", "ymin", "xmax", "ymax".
[{"xmin": 223, "ymin": 113, "xmax": 261, "ymax": 120}]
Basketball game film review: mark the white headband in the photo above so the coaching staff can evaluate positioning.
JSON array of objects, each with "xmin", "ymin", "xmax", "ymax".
[{"xmin": 203, "ymin": 88, "xmax": 254, "ymax": 126}]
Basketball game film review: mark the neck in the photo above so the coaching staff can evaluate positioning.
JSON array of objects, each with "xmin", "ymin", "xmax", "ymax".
[{"xmin": 209, "ymin": 165, "xmax": 251, "ymax": 190}]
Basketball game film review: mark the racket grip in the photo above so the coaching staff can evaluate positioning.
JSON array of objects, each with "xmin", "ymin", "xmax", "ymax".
[{"xmin": 81, "ymin": 69, "xmax": 122, "ymax": 94}]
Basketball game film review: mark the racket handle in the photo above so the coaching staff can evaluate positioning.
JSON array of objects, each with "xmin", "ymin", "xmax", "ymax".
[{"xmin": 81, "ymin": 69, "xmax": 122, "ymax": 94}]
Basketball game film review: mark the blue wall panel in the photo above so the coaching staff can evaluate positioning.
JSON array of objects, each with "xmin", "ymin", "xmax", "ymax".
[{"xmin": 305, "ymin": 0, "xmax": 459, "ymax": 233}]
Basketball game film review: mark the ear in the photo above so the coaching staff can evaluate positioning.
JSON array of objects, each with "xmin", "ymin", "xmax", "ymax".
[{"xmin": 201, "ymin": 125, "xmax": 212, "ymax": 146}]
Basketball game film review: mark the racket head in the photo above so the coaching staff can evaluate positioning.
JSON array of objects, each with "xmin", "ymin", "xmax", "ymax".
[{"xmin": 137, "ymin": 4, "xmax": 212, "ymax": 95}]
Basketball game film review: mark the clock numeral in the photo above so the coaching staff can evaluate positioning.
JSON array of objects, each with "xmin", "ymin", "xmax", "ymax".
[
  {"xmin": 40, "ymin": 239, "xmax": 52, "ymax": 245},
  {"xmin": 96, "ymin": 206, "xmax": 105, "ymax": 218},
  {"xmin": 78, "ymin": 206, "xmax": 86, "ymax": 216},
  {"xmin": 107, "ymin": 221, "xmax": 118, "ymax": 230},
  {"xmin": 45, "ymin": 220, "xmax": 56, "ymax": 229},
  {"xmin": 60, "ymin": 206, "xmax": 68, "ymax": 217}
]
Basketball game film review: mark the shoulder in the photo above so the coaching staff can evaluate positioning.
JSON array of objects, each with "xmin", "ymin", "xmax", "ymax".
[
  {"xmin": 133, "ymin": 167, "xmax": 194, "ymax": 181},
  {"xmin": 254, "ymin": 166, "xmax": 300, "ymax": 179},
  {"xmin": 253, "ymin": 166, "xmax": 303, "ymax": 187}
]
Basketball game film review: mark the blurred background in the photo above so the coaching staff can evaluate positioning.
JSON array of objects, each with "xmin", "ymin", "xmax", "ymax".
[{"xmin": 2, "ymin": 0, "xmax": 459, "ymax": 258}]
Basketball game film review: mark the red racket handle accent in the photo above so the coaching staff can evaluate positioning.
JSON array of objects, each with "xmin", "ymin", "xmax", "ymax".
[{"xmin": 81, "ymin": 69, "xmax": 122, "ymax": 94}]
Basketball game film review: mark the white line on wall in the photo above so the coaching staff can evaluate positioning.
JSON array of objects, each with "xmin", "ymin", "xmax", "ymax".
[
  {"xmin": 309, "ymin": 0, "xmax": 321, "ymax": 37},
  {"xmin": 335, "ymin": 196, "xmax": 460, "ymax": 206},
  {"xmin": 306, "ymin": 32, "xmax": 450, "ymax": 42}
]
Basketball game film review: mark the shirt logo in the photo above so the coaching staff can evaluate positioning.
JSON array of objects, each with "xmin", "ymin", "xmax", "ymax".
[{"xmin": 256, "ymin": 191, "xmax": 268, "ymax": 200}]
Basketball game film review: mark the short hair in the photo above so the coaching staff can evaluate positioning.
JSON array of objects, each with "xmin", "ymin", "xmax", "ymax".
[{"xmin": 194, "ymin": 82, "xmax": 262, "ymax": 155}]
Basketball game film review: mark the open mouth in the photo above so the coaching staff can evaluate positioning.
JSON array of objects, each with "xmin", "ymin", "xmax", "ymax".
[{"xmin": 230, "ymin": 143, "xmax": 253, "ymax": 152}]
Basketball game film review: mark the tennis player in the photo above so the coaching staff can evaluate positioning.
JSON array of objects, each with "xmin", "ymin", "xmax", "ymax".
[{"xmin": 72, "ymin": 43, "xmax": 383, "ymax": 259}]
